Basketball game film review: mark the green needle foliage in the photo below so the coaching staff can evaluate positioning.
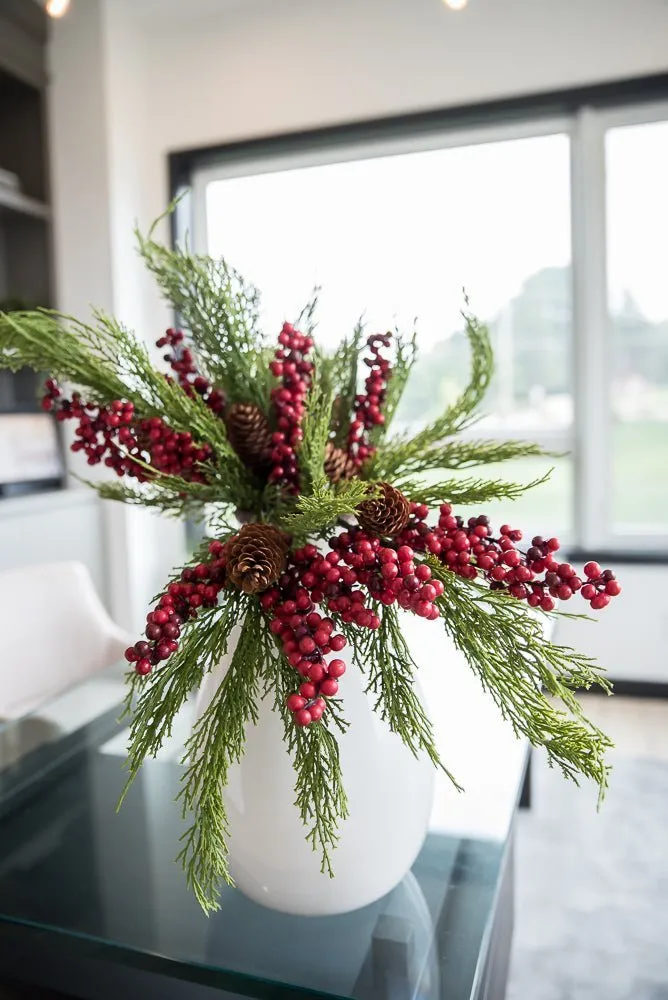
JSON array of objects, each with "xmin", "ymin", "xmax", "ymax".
[
  {"xmin": 354, "ymin": 605, "xmax": 462, "ymax": 791},
  {"xmin": 279, "ymin": 478, "xmax": 375, "ymax": 538},
  {"xmin": 369, "ymin": 308, "xmax": 494, "ymax": 479},
  {"xmin": 396, "ymin": 469, "xmax": 552, "ymax": 507},
  {"xmin": 429, "ymin": 562, "xmax": 612, "ymax": 799},
  {"xmin": 297, "ymin": 376, "xmax": 336, "ymax": 494},
  {"xmin": 327, "ymin": 319, "xmax": 366, "ymax": 447},
  {"xmin": 137, "ymin": 211, "xmax": 268, "ymax": 409},
  {"xmin": 177, "ymin": 599, "xmax": 262, "ymax": 912},
  {"xmin": 260, "ymin": 628, "xmax": 349, "ymax": 877}
]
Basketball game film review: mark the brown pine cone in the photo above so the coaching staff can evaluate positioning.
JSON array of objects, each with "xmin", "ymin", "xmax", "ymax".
[
  {"xmin": 357, "ymin": 482, "xmax": 410, "ymax": 537},
  {"xmin": 225, "ymin": 402, "xmax": 273, "ymax": 472},
  {"xmin": 226, "ymin": 523, "xmax": 290, "ymax": 594},
  {"xmin": 324, "ymin": 441, "xmax": 357, "ymax": 483}
]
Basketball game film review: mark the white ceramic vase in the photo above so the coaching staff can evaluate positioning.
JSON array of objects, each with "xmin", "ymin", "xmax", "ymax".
[{"xmin": 194, "ymin": 632, "xmax": 435, "ymax": 916}]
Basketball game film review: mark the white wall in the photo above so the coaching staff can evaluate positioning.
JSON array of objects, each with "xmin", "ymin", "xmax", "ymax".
[
  {"xmin": 47, "ymin": 0, "xmax": 186, "ymax": 633},
  {"xmin": 141, "ymin": 0, "xmax": 668, "ymax": 157}
]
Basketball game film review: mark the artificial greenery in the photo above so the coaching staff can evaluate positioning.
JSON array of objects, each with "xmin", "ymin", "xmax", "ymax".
[{"xmin": 0, "ymin": 209, "xmax": 617, "ymax": 915}]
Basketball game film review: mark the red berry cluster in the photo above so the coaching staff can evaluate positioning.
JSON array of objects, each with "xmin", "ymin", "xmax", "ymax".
[
  {"xmin": 42, "ymin": 383, "xmax": 213, "ymax": 483},
  {"xmin": 347, "ymin": 334, "xmax": 392, "ymax": 469},
  {"xmin": 328, "ymin": 531, "xmax": 444, "ymax": 620},
  {"xmin": 393, "ymin": 503, "xmax": 620, "ymax": 612},
  {"xmin": 262, "ymin": 591, "xmax": 347, "ymax": 727},
  {"xmin": 268, "ymin": 323, "xmax": 314, "ymax": 493},
  {"xmin": 157, "ymin": 328, "xmax": 225, "ymax": 415},
  {"xmin": 124, "ymin": 539, "xmax": 228, "ymax": 675},
  {"xmin": 581, "ymin": 561, "xmax": 622, "ymax": 609}
]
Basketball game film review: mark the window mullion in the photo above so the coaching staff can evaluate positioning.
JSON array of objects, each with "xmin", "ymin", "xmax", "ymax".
[{"xmin": 571, "ymin": 107, "xmax": 610, "ymax": 551}]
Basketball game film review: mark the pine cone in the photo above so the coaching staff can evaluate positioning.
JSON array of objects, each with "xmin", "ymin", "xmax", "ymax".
[
  {"xmin": 324, "ymin": 441, "xmax": 357, "ymax": 483},
  {"xmin": 226, "ymin": 523, "xmax": 289, "ymax": 594},
  {"xmin": 225, "ymin": 402, "xmax": 273, "ymax": 472},
  {"xmin": 357, "ymin": 482, "xmax": 410, "ymax": 537}
]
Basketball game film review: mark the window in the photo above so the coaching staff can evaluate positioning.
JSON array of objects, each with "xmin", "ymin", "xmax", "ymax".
[
  {"xmin": 605, "ymin": 119, "xmax": 668, "ymax": 536},
  {"xmin": 189, "ymin": 99, "xmax": 668, "ymax": 556}
]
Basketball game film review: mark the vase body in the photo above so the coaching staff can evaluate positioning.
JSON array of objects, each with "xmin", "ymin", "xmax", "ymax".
[{"xmin": 194, "ymin": 632, "xmax": 435, "ymax": 916}]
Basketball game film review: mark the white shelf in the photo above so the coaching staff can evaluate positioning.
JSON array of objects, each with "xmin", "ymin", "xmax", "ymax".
[{"xmin": 0, "ymin": 186, "xmax": 50, "ymax": 221}]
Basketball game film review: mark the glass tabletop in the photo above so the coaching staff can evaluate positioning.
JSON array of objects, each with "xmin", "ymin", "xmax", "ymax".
[{"xmin": 0, "ymin": 623, "xmax": 527, "ymax": 1000}]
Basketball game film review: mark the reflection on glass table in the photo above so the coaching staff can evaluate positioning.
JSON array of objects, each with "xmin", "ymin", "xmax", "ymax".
[{"xmin": 0, "ymin": 622, "xmax": 528, "ymax": 1000}]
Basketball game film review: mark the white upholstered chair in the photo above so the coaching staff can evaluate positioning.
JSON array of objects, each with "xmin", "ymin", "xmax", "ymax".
[{"xmin": 0, "ymin": 560, "xmax": 131, "ymax": 721}]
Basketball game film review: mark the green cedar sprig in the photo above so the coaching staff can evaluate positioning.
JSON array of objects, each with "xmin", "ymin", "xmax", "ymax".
[
  {"xmin": 348, "ymin": 604, "xmax": 462, "ymax": 791},
  {"xmin": 259, "ymin": 621, "xmax": 349, "ymax": 877},
  {"xmin": 367, "ymin": 308, "xmax": 494, "ymax": 479},
  {"xmin": 429, "ymin": 561, "xmax": 612, "ymax": 799},
  {"xmin": 176, "ymin": 598, "xmax": 262, "ymax": 912},
  {"xmin": 136, "ymin": 212, "xmax": 269, "ymax": 409},
  {"xmin": 396, "ymin": 469, "xmax": 552, "ymax": 507},
  {"xmin": 297, "ymin": 376, "xmax": 336, "ymax": 494},
  {"xmin": 279, "ymin": 478, "xmax": 375, "ymax": 539},
  {"xmin": 326, "ymin": 319, "xmax": 366, "ymax": 447},
  {"xmin": 0, "ymin": 307, "xmax": 259, "ymax": 502}
]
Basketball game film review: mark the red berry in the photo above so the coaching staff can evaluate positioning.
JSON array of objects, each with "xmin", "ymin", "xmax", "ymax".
[
  {"xmin": 591, "ymin": 594, "xmax": 610, "ymax": 610},
  {"xmin": 299, "ymin": 636, "xmax": 316, "ymax": 654},
  {"xmin": 581, "ymin": 583, "xmax": 596, "ymax": 600},
  {"xmin": 295, "ymin": 709, "xmax": 313, "ymax": 727},
  {"xmin": 328, "ymin": 659, "xmax": 346, "ymax": 678},
  {"xmin": 287, "ymin": 694, "xmax": 306, "ymax": 712},
  {"xmin": 329, "ymin": 634, "xmax": 346, "ymax": 651},
  {"xmin": 605, "ymin": 580, "xmax": 621, "ymax": 596},
  {"xmin": 540, "ymin": 596, "xmax": 555, "ymax": 612},
  {"xmin": 124, "ymin": 647, "xmax": 138, "ymax": 662},
  {"xmin": 503, "ymin": 550, "xmax": 521, "ymax": 567},
  {"xmin": 135, "ymin": 658, "xmax": 152, "ymax": 675},
  {"xmin": 308, "ymin": 662, "xmax": 326, "ymax": 684},
  {"xmin": 309, "ymin": 702, "xmax": 325, "ymax": 722},
  {"xmin": 299, "ymin": 683, "xmax": 317, "ymax": 699},
  {"xmin": 546, "ymin": 537, "xmax": 561, "ymax": 551},
  {"xmin": 584, "ymin": 561, "xmax": 602, "ymax": 579},
  {"xmin": 557, "ymin": 584, "xmax": 573, "ymax": 601},
  {"xmin": 319, "ymin": 678, "xmax": 339, "ymax": 697}
]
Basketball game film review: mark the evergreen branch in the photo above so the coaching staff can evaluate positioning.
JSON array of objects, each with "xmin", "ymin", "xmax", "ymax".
[
  {"xmin": 395, "ymin": 469, "xmax": 552, "ymax": 507},
  {"xmin": 369, "ymin": 307, "xmax": 493, "ymax": 478},
  {"xmin": 136, "ymin": 216, "xmax": 267, "ymax": 408},
  {"xmin": 0, "ymin": 309, "xmax": 133, "ymax": 402},
  {"xmin": 374, "ymin": 437, "xmax": 548, "ymax": 479},
  {"xmin": 429, "ymin": 563, "xmax": 612, "ymax": 798},
  {"xmin": 329, "ymin": 319, "xmax": 365, "ymax": 447},
  {"xmin": 363, "ymin": 605, "xmax": 462, "ymax": 789},
  {"xmin": 119, "ymin": 591, "xmax": 247, "ymax": 804},
  {"xmin": 336, "ymin": 608, "xmax": 454, "ymax": 779},
  {"xmin": 295, "ymin": 285, "xmax": 320, "ymax": 334},
  {"xmin": 279, "ymin": 478, "xmax": 375, "ymax": 538},
  {"xmin": 0, "ymin": 306, "xmax": 261, "ymax": 508},
  {"xmin": 297, "ymin": 376, "xmax": 335, "ymax": 494},
  {"xmin": 87, "ymin": 478, "xmax": 206, "ymax": 520},
  {"xmin": 259, "ymin": 623, "xmax": 349, "ymax": 875},
  {"xmin": 176, "ymin": 598, "xmax": 262, "ymax": 912}
]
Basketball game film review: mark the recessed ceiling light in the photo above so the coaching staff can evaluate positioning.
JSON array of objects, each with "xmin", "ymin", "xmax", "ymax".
[
  {"xmin": 443, "ymin": 0, "xmax": 469, "ymax": 9},
  {"xmin": 45, "ymin": 0, "xmax": 71, "ymax": 18}
]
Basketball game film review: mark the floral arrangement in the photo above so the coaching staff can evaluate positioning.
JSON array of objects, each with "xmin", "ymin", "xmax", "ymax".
[{"xmin": 0, "ymin": 212, "xmax": 619, "ymax": 912}]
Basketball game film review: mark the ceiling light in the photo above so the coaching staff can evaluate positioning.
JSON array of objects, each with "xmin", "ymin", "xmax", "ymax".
[
  {"xmin": 45, "ymin": 0, "xmax": 71, "ymax": 18},
  {"xmin": 443, "ymin": 0, "xmax": 469, "ymax": 9}
]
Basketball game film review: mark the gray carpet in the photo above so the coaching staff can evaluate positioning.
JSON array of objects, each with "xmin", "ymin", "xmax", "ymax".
[{"xmin": 507, "ymin": 752, "xmax": 668, "ymax": 1000}]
